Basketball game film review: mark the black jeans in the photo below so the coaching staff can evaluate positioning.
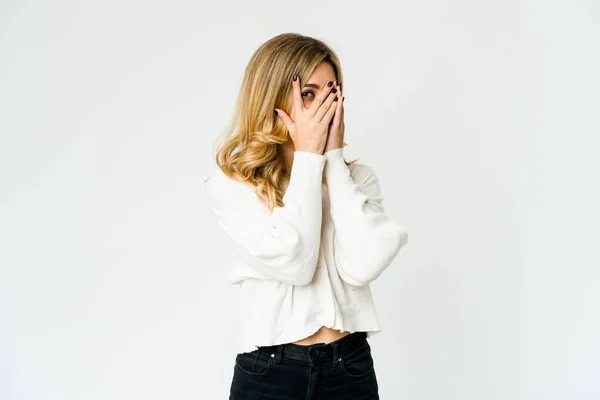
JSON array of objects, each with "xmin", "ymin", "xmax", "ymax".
[{"xmin": 229, "ymin": 331, "xmax": 379, "ymax": 399}]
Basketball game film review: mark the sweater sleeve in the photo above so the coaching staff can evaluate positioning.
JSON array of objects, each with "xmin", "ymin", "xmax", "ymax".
[
  {"xmin": 324, "ymin": 147, "xmax": 409, "ymax": 287},
  {"xmin": 204, "ymin": 151, "xmax": 325, "ymax": 286}
]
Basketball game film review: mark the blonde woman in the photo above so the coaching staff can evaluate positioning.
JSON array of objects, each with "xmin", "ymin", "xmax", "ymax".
[{"xmin": 205, "ymin": 33, "xmax": 409, "ymax": 399}]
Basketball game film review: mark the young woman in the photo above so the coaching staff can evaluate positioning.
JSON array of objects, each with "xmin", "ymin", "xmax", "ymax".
[{"xmin": 205, "ymin": 33, "xmax": 409, "ymax": 400}]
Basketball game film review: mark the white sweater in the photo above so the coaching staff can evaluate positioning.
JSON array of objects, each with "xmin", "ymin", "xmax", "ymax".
[{"xmin": 204, "ymin": 147, "xmax": 409, "ymax": 354}]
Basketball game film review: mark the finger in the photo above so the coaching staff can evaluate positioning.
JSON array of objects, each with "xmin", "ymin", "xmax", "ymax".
[
  {"xmin": 315, "ymin": 88, "xmax": 338, "ymax": 122},
  {"xmin": 332, "ymin": 81, "xmax": 343, "ymax": 121},
  {"xmin": 332, "ymin": 86, "xmax": 343, "ymax": 125},
  {"xmin": 322, "ymin": 92, "xmax": 339, "ymax": 124},
  {"xmin": 291, "ymin": 75, "xmax": 303, "ymax": 112},
  {"xmin": 274, "ymin": 108, "xmax": 296, "ymax": 136},
  {"xmin": 307, "ymin": 80, "xmax": 334, "ymax": 117}
]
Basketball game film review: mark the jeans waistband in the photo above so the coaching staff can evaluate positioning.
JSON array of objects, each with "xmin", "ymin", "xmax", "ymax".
[{"xmin": 257, "ymin": 331, "xmax": 368, "ymax": 365}]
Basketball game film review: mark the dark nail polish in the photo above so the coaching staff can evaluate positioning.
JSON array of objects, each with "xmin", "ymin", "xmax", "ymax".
[
  {"xmin": 334, "ymin": 97, "xmax": 338, "ymax": 102},
  {"xmin": 342, "ymin": 96, "xmax": 345, "ymax": 102},
  {"xmin": 331, "ymin": 88, "xmax": 337, "ymax": 93},
  {"xmin": 293, "ymin": 75, "xmax": 297, "ymax": 82},
  {"xmin": 339, "ymin": 83, "xmax": 342, "ymax": 90},
  {"xmin": 327, "ymin": 81, "xmax": 333, "ymax": 87}
]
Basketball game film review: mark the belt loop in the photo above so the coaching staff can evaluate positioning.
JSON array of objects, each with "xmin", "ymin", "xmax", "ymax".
[
  {"xmin": 332, "ymin": 342, "xmax": 340, "ymax": 367},
  {"xmin": 274, "ymin": 344, "xmax": 284, "ymax": 365}
]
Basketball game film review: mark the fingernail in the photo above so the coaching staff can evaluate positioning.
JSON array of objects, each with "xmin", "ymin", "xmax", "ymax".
[
  {"xmin": 339, "ymin": 82, "xmax": 342, "ymax": 91},
  {"xmin": 342, "ymin": 96, "xmax": 345, "ymax": 102},
  {"xmin": 327, "ymin": 81, "xmax": 333, "ymax": 87},
  {"xmin": 332, "ymin": 88, "xmax": 337, "ymax": 93},
  {"xmin": 293, "ymin": 75, "xmax": 297, "ymax": 82}
]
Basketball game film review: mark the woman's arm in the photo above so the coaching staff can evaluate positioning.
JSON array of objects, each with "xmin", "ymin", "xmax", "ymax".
[
  {"xmin": 324, "ymin": 147, "xmax": 409, "ymax": 287},
  {"xmin": 204, "ymin": 151, "xmax": 325, "ymax": 286}
]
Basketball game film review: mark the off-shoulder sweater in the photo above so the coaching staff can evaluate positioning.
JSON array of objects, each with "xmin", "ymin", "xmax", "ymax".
[{"xmin": 204, "ymin": 147, "xmax": 409, "ymax": 354}]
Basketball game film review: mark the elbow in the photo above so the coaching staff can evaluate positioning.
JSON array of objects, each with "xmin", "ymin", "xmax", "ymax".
[
  {"xmin": 262, "ymin": 238, "xmax": 320, "ymax": 286},
  {"xmin": 291, "ymin": 270, "xmax": 318, "ymax": 286},
  {"xmin": 287, "ymin": 247, "xmax": 320, "ymax": 286},
  {"xmin": 398, "ymin": 226, "xmax": 409, "ymax": 249},
  {"xmin": 337, "ymin": 271, "xmax": 372, "ymax": 288},
  {"xmin": 337, "ymin": 260, "xmax": 387, "ymax": 287},
  {"xmin": 335, "ymin": 249, "xmax": 388, "ymax": 287},
  {"xmin": 337, "ymin": 227, "xmax": 409, "ymax": 287}
]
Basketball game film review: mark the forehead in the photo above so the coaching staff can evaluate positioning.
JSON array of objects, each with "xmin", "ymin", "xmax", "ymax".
[{"xmin": 303, "ymin": 62, "xmax": 336, "ymax": 89}]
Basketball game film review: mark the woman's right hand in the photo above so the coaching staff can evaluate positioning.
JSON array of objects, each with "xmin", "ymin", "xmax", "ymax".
[{"xmin": 275, "ymin": 76, "xmax": 339, "ymax": 155}]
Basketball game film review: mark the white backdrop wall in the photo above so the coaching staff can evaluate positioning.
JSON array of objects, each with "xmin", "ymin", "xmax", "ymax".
[{"xmin": 1, "ymin": 1, "xmax": 599, "ymax": 399}]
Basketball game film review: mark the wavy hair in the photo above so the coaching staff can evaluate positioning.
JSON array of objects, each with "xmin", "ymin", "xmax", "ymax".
[{"xmin": 211, "ymin": 33, "xmax": 359, "ymax": 212}]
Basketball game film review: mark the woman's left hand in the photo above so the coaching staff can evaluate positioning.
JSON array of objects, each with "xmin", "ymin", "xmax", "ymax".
[{"xmin": 323, "ymin": 82, "xmax": 345, "ymax": 154}]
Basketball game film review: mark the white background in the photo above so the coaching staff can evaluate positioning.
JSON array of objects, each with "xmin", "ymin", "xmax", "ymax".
[{"xmin": 1, "ymin": 1, "xmax": 599, "ymax": 399}]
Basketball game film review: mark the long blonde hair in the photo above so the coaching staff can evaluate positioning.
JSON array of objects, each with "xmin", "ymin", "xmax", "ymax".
[{"xmin": 212, "ymin": 33, "xmax": 359, "ymax": 211}]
